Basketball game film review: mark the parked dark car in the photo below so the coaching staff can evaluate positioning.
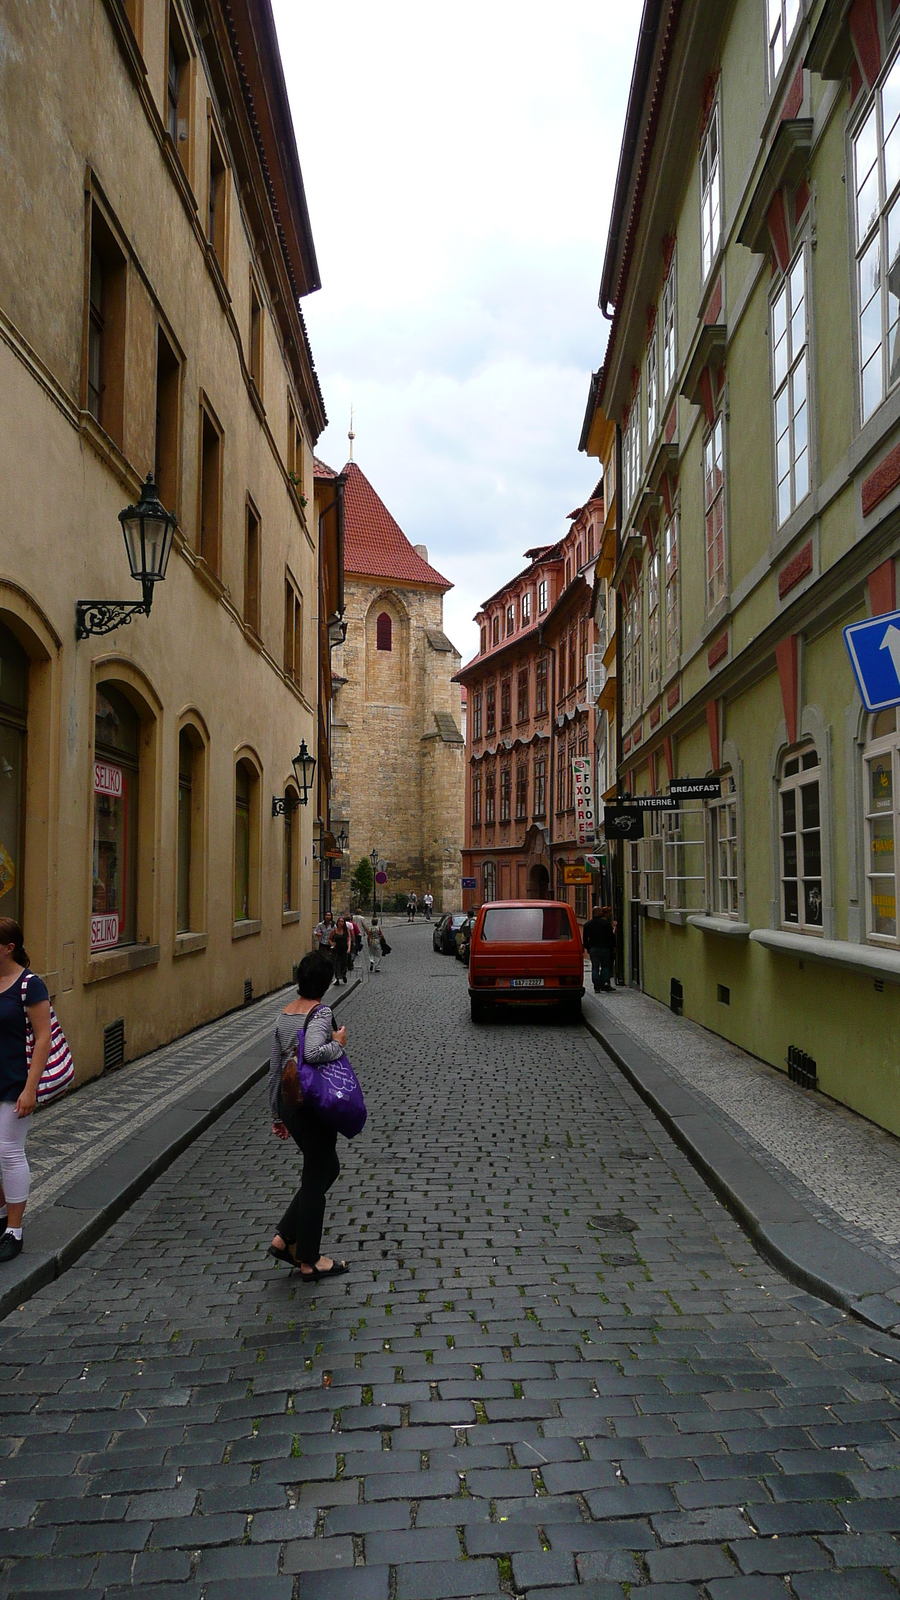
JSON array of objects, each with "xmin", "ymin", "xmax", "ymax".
[{"xmin": 433, "ymin": 911, "xmax": 467, "ymax": 954}]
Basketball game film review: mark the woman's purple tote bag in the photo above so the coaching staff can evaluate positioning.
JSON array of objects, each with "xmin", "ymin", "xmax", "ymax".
[{"xmin": 297, "ymin": 1006, "xmax": 367, "ymax": 1138}]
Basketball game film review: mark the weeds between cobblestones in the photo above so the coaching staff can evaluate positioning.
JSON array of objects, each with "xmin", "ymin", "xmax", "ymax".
[{"xmin": 2, "ymin": 926, "xmax": 900, "ymax": 1597}]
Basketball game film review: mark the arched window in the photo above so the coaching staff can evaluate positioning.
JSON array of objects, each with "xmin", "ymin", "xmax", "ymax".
[
  {"xmin": 864, "ymin": 708, "xmax": 899, "ymax": 941},
  {"xmin": 93, "ymin": 685, "xmax": 141, "ymax": 947},
  {"xmin": 778, "ymin": 743, "xmax": 822, "ymax": 932},
  {"xmin": 376, "ymin": 611, "xmax": 392, "ymax": 652},
  {"xmin": 177, "ymin": 722, "xmax": 207, "ymax": 937},
  {"xmin": 234, "ymin": 756, "xmax": 261, "ymax": 926},
  {"xmin": 0, "ymin": 622, "xmax": 28, "ymax": 921}
]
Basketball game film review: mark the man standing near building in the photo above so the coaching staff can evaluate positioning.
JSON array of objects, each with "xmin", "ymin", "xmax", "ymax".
[
  {"xmin": 423, "ymin": 891, "xmax": 434, "ymax": 921},
  {"xmin": 582, "ymin": 905, "xmax": 616, "ymax": 993},
  {"xmin": 406, "ymin": 892, "xmax": 418, "ymax": 922}
]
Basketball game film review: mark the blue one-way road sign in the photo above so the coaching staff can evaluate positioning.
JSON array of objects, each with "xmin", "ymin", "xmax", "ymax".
[{"xmin": 844, "ymin": 607, "xmax": 900, "ymax": 711}]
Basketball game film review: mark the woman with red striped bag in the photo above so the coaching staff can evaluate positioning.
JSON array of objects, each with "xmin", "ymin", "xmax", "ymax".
[{"xmin": 0, "ymin": 916, "xmax": 74, "ymax": 1262}]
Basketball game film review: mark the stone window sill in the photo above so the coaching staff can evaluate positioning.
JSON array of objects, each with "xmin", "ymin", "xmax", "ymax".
[
  {"xmin": 750, "ymin": 928, "xmax": 900, "ymax": 983},
  {"xmin": 282, "ymin": 910, "xmax": 301, "ymax": 925},
  {"xmin": 85, "ymin": 943, "xmax": 160, "ymax": 984},
  {"xmin": 233, "ymin": 919, "xmax": 261, "ymax": 940},
  {"xmin": 687, "ymin": 915, "xmax": 751, "ymax": 939},
  {"xmin": 174, "ymin": 932, "xmax": 208, "ymax": 957}
]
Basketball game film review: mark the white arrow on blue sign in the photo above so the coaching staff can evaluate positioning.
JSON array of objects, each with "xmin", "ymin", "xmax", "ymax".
[{"xmin": 843, "ymin": 607, "xmax": 900, "ymax": 712}]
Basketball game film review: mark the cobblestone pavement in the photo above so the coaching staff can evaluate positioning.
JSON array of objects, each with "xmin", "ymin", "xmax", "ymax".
[
  {"xmin": 4, "ymin": 926, "xmax": 900, "ymax": 1598},
  {"xmin": 584, "ymin": 982, "xmax": 900, "ymax": 1274}
]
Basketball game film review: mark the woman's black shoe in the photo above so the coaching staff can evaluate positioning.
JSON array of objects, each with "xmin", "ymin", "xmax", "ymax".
[{"xmin": 0, "ymin": 1232, "xmax": 23, "ymax": 1262}]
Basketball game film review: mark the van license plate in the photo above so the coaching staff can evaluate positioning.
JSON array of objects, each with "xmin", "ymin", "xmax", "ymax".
[{"xmin": 510, "ymin": 978, "xmax": 544, "ymax": 988}]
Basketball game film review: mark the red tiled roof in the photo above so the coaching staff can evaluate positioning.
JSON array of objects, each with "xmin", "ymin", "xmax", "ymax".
[
  {"xmin": 341, "ymin": 462, "xmax": 451, "ymax": 589},
  {"xmin": 314, "ymin": 456, "xmax": 338, "ymax": 478}
]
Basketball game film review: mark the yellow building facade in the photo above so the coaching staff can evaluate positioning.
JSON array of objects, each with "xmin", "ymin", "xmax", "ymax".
[
  {"xmin": 0, "ymin": 0, "xmax": 327, "ymax": 1080},
  {"xmin": 586, "ymin": 0, "xmax": 900, "ymax": 1132}
]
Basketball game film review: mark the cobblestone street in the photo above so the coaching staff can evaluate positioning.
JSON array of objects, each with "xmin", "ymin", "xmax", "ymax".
[{"xmin": 4, "ymin": 925, "xmax": 900, "ymax": 1599}]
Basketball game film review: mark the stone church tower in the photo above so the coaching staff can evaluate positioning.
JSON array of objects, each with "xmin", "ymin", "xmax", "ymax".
[{"xmin": 318, "ymin": 458, "xmax": 465, "ymax": 913}]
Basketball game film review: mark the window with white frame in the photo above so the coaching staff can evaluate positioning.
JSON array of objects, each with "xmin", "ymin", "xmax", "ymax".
[
  {"xmin": 772, "ymin": 247, "xmax": 810, "ymax": 524},
  {"xmin": 664, "ymin": 513, "xmax": 679, "ymax": 671},
  {"xmin": 630, "ymin": 802, "xmax": 705, "ymax": 913},
  {"xmin": 863, "ymin": 707, "xmax": 899, "ymax": 941},
  {"xmin": 630, "ymin": 583, "xmax": 643, "ymax": 715},
  {"xmin": 622, "ymin": 598, "xmax": 634, "ymax": 722},
  {"xmin": 779, "ymin": 745, "xmax": 823, "ymax": 932},
  {"xmin": 648, "ymin": 547, "xmax": 660, "ymax": 691},
  {"xmin": 704, "ymin": 415, "xmax": 726, "ymax": 611},
  {"xmin": 597, "ymin": 712, "xmax": 608, "ymax": 798},
  {"xmin": 522, "ymin": 589, "xmax": 532, "ymax": 625},
  {"xmin": 622, "ymin": 389, "xmax": 641, "ymax": 514},
  {"xmin": 538, "ymin": 578, "xmax": 549, "ymax": 614},
  {"xmin": 662, "ymin": 253, "xmax": 677, "ymax": 396},
  {"xmin": 767, "ymin": 0, "xmax": 801, "ymax": 85},
  {"xmin": 700, "ymin": 101, "xmax": 722, "ymax": 282},
  {"xmin": 706, "ymin": 771, "xmax": 738, "ymax": 916},
  {"xmin": 854, "ymin": 49, "xmax": 900, "ymax": 422},
  {"xmin": 647, "ymin": 326, "xmax": 659, "ymax": 442}
]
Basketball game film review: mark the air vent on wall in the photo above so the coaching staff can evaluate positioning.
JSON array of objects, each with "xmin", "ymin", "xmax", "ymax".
[
  {"xmin": 103, "ymin": 1018, "xmax": 125, "ymax": 1073},
  {"xmin": 787, "ymin": 1045, "xmax": 817, "ymax": 1091},
  {"xmin": 243, "ymin": 979, "xmax": 253, "ymax": 1005}
]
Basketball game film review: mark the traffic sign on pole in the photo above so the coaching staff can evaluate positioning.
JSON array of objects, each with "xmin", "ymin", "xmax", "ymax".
[{"xmin": 844, "ymin": 607, "xmax": 900, "ymax": 711}]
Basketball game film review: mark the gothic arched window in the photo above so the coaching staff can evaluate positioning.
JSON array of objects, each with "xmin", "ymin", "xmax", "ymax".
[{"xmin": 376, "ymin": 612, "xmax": 392, "ymax": 652}]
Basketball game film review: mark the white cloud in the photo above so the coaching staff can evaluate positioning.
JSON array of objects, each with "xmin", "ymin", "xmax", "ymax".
[{"xmin": 273, "ymin": 0, "xmax": 639, "ymax": 660}]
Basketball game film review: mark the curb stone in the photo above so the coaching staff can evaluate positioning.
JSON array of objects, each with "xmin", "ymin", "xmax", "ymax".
[
  {"xmin": 0, "ymin": 978, "xmax": 362, "ymax": 1323},
  {"xmin": 582, "ymin": 1001, "xmax": 900, "ymax": 1338}
]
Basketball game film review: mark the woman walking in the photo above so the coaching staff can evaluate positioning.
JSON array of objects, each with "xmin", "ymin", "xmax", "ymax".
[
  {"xmin": 267, "ymin": 951, "xmax": 348, "ymax": 1281},
  {"xmin": 0, "ymin": 918, "xmax": 52, "ymax": 1262},
  {"xmin": 367, "ymin": 915, "xmax": 384, "ymax": 973},
  {"xmin": 329, "ymin": 915, "xmax": 351, "ymax": 984}
]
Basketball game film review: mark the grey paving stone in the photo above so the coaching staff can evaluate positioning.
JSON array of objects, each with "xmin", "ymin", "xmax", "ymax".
[
  {"xmin": 651, "ymin": 1506, "xmax": 753, "ymax": 1544},
  {"xmin": 366, "ymin": 1526, "xmax": 460, "ymax": 1564},
  {"xmin": 705, "ymin": 1579, "xmax": 790, "ymax": 1599},
  {"xmin": 510, "ymin": 1550, "xmax": 576, "ymax": 1588},
  {"xmin": 292, "ymin": 1569, "xmax": 390, "ymax": 1600},
  {"xmin": 645, "ymin": 1542, "xmax": 736, "ymax": 1583},
  {"xmin": 790, "ymin": 1572, "xmax": 900, "ymax": 1598},
  {"xmin": 282, "ymin": 1536, "xmax": 355, "ymax": 1572},
  {"xmin": 728, "ymin": 1535, "xmax": 830, "ymax": 1573},
  {"xmin": 395, "ymin": 1558, "xmax": 500, "ymax": 1599}
]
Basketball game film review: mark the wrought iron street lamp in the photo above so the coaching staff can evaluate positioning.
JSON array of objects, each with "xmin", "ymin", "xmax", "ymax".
[
  {"xmin": 273, "ymin": 740, "xmax": 317, "ymax": 817},
  {"xmin": 337, "ymin": 827, "xmax": 348, "ymax": 852},
  {"xmin": 76, "ymin": 473, "xmax": 177, "ymax": 639},
  {"xmin": 370, "ymin": 847, "xmax": 378, "ymax": 921}
]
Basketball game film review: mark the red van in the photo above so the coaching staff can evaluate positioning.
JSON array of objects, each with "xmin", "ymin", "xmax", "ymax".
[{"xmin": 467, "ymin": 900, "xmax": 584, "ymax": 1023}]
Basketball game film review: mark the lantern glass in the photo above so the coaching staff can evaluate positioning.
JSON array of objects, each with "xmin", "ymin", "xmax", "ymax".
[
  {"xmin": 119, "ymin": 475, "xmax": 177, "ymax": 585},
  {"xmin": 292, "ymin": 740, "xmax": 316, "ymax": 798}
]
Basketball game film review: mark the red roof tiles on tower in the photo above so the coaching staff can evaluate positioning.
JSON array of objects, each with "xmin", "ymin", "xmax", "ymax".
[{"xmin": 340, "ymin": 462, "xmax": 451, "ymax": 589}]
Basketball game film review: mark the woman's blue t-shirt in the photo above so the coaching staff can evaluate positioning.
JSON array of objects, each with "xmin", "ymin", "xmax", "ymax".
[{"xmin": 0, "ymin": 973, "xmax": 49, "ymax": 1102}]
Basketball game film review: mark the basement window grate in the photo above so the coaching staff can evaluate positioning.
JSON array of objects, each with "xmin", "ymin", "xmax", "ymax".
[
  {"xmin": 243, "ymin": 979, "xmax": 253, "ymax": 1005},
  {"xmin": 103, "ymin": 1018, "xmax": 125, "ymax": 1073},
  {"xmin": 787, "ymin": 1044, "xmax": 818, "ymax": 1091},
  {"xmin": 717, "ymin": 984, "xmax": 730, "ymax": 1005},
  {"xmin": 670, "ymin": 977, "xmax": 683, "ymax": 1016}
]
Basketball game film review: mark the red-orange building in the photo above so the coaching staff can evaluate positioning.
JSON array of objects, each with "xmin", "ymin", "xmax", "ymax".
[{"xmin": 457, "ymin": 484, "xmax": 605, "ymax": 923}]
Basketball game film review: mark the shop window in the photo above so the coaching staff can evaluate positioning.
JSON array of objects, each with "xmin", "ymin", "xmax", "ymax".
[
  {"xmin": 499, "ymin": 766, "xmax": 511, "ymax": 823},
  {"xmin": 284, "ymin": 574, "xmax": 302, "ymax": 685},
  {"xmin": 515, "ymin": 762, "xmax": 528, "ymax": 821},
  {"xmin": 485, "ymin": 684, "xmax": 496, "ymax": 736},
  {"xmin": 283, "ymin": 784, "xmax": 300, "ymax": 913},
  {"xmin": 706, "ymin": 771, "xmax": 738, "ymax": 917},
  {"xmin": 376, "ymin": 611, "xmax": 392, "ymax": 652},
  {"xmin": 647, "ymin": 323, "xmax": 658, "ymax": 442},
  {"xmin": 199, "ymin": 402, "xmax": 222, "ymax": 573},
  {"xmin": 166, "ymin": 4, "xmax": 191, "ymax": 164},
  {"xmin": 154, "ymin": 325, "xmax": 181, "ymax": 516},
  {"xmin": 574, "ymin": 882, "xmax": 590, "ymax": 921},
  {"xmin": 704, "ymin": 415, "xmax": 726, "ymax": 611},
  {"xmin": 538, "ymin": 579, "xmax": 549, "ymax": 615},
  {"xmin": 249, "ymin": 277, "xmax": 263, "ymax": 394},
  {"xmin": 700, "ymin": 100, "xmax": 721, "ymax": 281},
  {"xmin": 244, "ymin": 500, "xmax": 261, "ymax": 635},
  {"xmin": 483, "ymin": 860, "xmax": 497, "ymax": 902},
  {"xmin": 535, "ymin": 657, "xmax": 548, "ymax": 715},
  {"xmin": 234, "ymin": 757, "xmax": 260, "ymax": 924},
  {"xmin": 864, "ymin": 708, "xmax": 900, "ymax": 941},
  {"xmin": 92, "ymin": 686, "xmax": 140, "ymax": 949},
  {"xmin": 517, "ymin": 668, "xmax": 529, "ymax": 723},
  {"xmin": 176, "ymin": 724, "xmax": 206, "ymax": 935},
  {"xmin": 772, "ymin": 247, "xmax": 809, "ymax": 525},
  {"xmin": 207, "ymin": 120, "xmax": 227, "ymax": 270},
  {"xmin": 472, "ymin": 771, "xmax": 482, "ymax": 826},
  {"xmin": 86, "ymin": 204, "xmax": 127, "ymax": 448},
  {"xmin": 767, "ymin": 0, "xmax": 800, "ymax": 83},
  {"xmin": 853, "ymin": 47, "xmax": 900, "ymax": 422},
  {"xmin": 500, "ymin": 677, "xmax": 511, "ymax": 729},
  {"xmin": 534, "ymin": 756, "xmax": 546, "ymax": 818},
  {"xmin": 664, "ymin": 514, "xmax": 679, "ymax": 671},
  {"xmin": 779, "ymin": 745, "xmax": 823, "ymax": 933},
  {"xmin": 0, "ymin": 623, "xmax": 27, "ymax": 922},
  {"xmin": 472, "ymin": 690, "xmax": 482, "ymax": 741},
  {"xmin": 662, "ymin": 251, "xmax": 677, "ymax": 397}
]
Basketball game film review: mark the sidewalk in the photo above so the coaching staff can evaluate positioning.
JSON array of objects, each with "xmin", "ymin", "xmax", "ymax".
[
  {"xmin": 582, "ymin": 973, "xmax": 900, "ymax": 1334},
  {"xmin": 0, "ymin": 975, "xmax": 361, "ymax": 1322}
]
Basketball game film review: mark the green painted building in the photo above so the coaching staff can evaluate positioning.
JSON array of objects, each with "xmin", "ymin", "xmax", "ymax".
[{"xmin": 581, "ymin": 0, "xmax": 900, "ymax": 1134}]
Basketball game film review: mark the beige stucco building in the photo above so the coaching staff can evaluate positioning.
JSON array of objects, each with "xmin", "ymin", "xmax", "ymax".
[
  {"xmin": 0, "ymin": 0, "xmax": 327, "ymax": 1081},
  {"xmin": 320, "ymin": 460, "xmax": 465, "ymax": 913}
]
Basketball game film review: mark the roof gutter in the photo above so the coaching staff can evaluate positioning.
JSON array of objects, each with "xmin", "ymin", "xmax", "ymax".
[{"xmin": 598, "ymin": 0, "xmax": 666, "ymax": 317}]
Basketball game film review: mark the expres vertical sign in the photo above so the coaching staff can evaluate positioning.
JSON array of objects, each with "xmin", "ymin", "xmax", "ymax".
[{"xmin": 571, "ymin": 757, "xmax": 596, "ymax": 845}]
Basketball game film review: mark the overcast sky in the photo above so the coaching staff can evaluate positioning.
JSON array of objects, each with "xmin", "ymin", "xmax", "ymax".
[{"xmin": 273, "ymin": 2, "xmax": 640, "ymax": 664}]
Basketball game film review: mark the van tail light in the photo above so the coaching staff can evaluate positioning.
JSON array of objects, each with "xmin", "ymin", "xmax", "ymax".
[
  {"xmin": 559, "ymin": 975, "xmax": 581, "ymax": 987},
  {"xmin": 471, "ymin": 974, "xmax": 495, "ymax": 987}
]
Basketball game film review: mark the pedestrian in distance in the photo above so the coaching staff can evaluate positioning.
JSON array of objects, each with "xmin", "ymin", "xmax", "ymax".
[
  {"xmin": 366, "ymin": 915, "xmax": 383, "ymax": 973},
  {"xmin": 423, "ymin": 891, "xmax": 434, "ymax": 921},
  {"xmin": 313, "ymin": 910, "xmax": 334, "ymax": 952},
  {"xmin": 329, "ymin": 915, "xmax": 351, "ymax": 984},
  {"xmin": 582, "ymin": 904, "xmax": 617, "ymax": 993},
  {"xmin": 267, "ymin": 951, "xmax": 348, "ymax": 1281},
  {"xmin": 406, "ymin": 892, "xmax": 418, "ymax": 922},
  {"xmin": 0, "ymin": 917, "xmax": 53, "ymax": 1263}
]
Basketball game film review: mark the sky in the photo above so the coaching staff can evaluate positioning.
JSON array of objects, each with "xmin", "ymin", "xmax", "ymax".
[{"xmin": 272, "ymin": 1, "xmax": 641, "ymax": 664}]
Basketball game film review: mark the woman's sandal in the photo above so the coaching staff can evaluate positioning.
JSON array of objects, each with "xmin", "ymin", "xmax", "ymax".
[
  {"xmin": 267, "ymin": 1243, "xmax": 296, "ymax": 1265},
  {"xmin": 299, "ymin": 1261, "xmax": 349, "ymax": 1282}
]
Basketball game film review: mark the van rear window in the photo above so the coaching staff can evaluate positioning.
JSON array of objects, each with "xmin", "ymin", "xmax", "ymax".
[{"xmin": 481, "ymin": 907, "xmax": 572, "ymax": 942}]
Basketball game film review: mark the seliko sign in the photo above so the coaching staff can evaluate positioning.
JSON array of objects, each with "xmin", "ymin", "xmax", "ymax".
[
  {"xmin": 94, "ymin": 761, "xmax": 123, "ymax": 797},
  {"xmin": 91, "ymin": 913, "xmax": 119, "ymax": 951},
  {"xmin": 571, "ymin": 756, "xmax": 596, "ymax": 845},
  {"xmin": 844, "ymin": 607, "xmax": 900, "ymax": 711}
]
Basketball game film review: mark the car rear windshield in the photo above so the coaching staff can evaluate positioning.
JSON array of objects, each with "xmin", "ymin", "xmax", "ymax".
[{"xmin": 480, "ymin": 907, "xmax": 573, "ymax": 942}]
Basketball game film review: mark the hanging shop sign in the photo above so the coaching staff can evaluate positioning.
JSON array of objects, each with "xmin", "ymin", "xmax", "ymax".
[
  {"xmin": 584, "ymin": 853, "xmax": 606, "ymax": 870},
  {"xmin": 603, "ymin": 805, "xmax": 644, "ymax": 840},
  {"xmin": 571, "ymin": 756, "xmax": 597, "ymax": 845},
  {"xmin": 563, "ymin": 865, "xmax": 593, "ymax": 885},
  {"xmin": 632, "ymin": 795, "xmax": 680, "ymax": 810},
  {"xmin": 668, "ymin": 777, "xmax": 722, "ymax": 799}
]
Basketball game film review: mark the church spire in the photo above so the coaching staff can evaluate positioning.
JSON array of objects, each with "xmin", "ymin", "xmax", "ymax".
[{"xmin": 348, "ymin": 406, "xmax": 355, "ymax": 463}]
